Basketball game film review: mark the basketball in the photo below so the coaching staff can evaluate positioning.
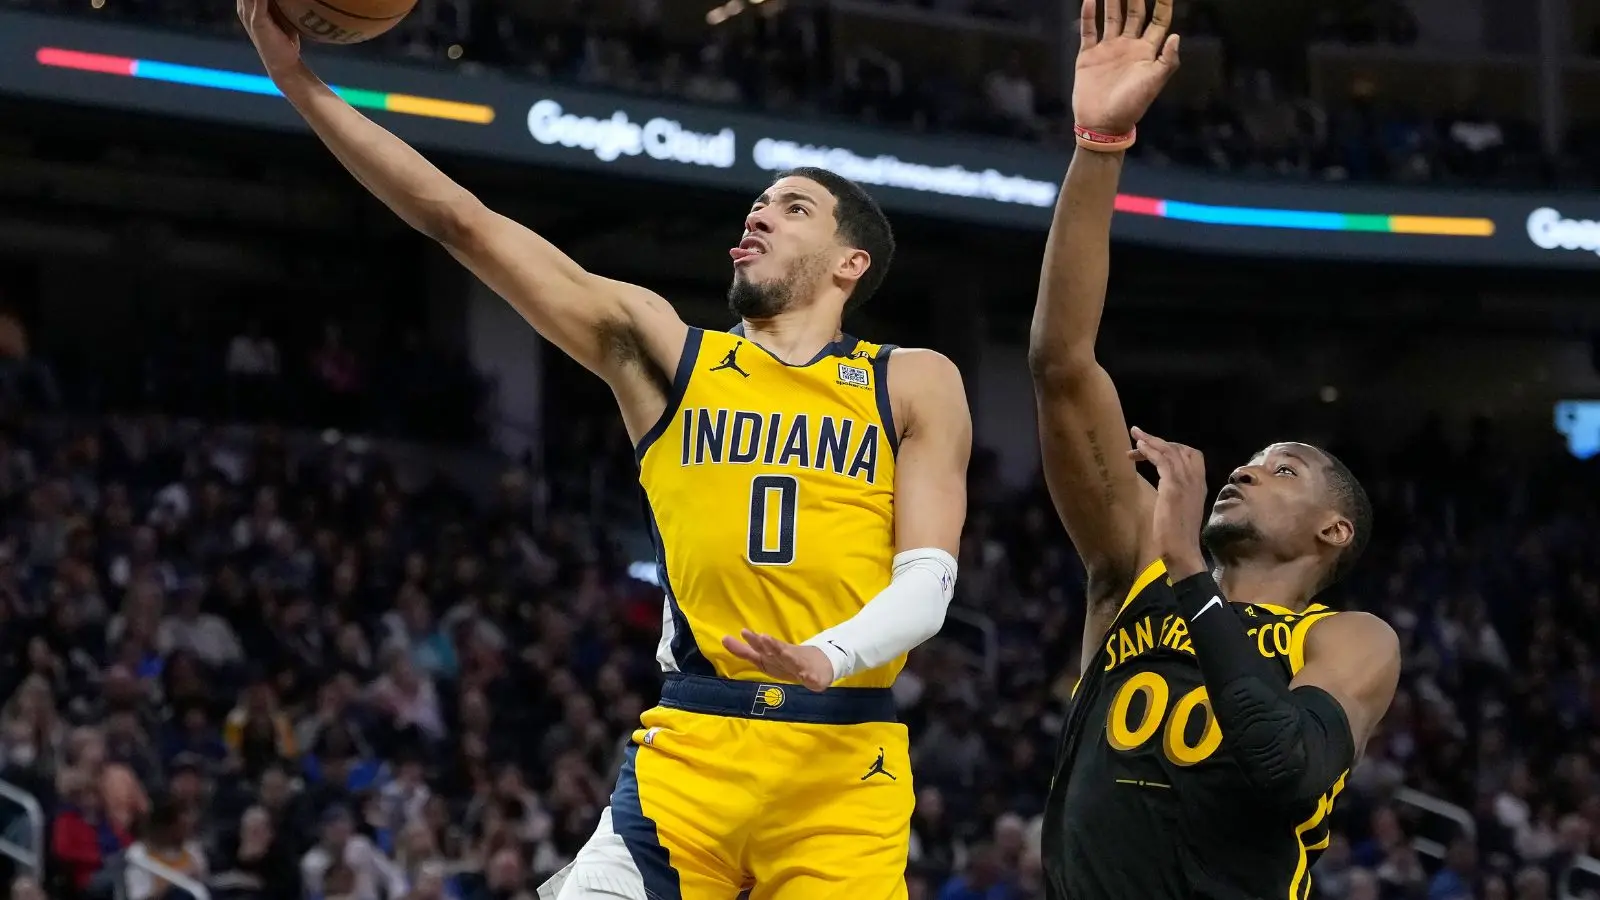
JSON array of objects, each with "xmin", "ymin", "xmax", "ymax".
[{"xmin": 271, "ymin": 0, "xmax": 417, "ymax": 44}]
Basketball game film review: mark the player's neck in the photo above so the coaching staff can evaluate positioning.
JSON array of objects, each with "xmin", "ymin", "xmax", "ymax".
[
  {"xmin": 1213, "ymin": 558, "xmax": 1321, "ymax": 612},
  {"xmin": 740, "ymin": 307, "xmax": 846, "ymax": 365}
]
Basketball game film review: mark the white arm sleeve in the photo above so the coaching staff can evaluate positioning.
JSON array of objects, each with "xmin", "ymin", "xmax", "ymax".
[{"xmin": 802, "ymin": 548, "xmax": 958, "ymax": 683}]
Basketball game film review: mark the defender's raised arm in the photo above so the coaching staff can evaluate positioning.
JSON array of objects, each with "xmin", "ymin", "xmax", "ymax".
[
  {"xmin": 1028, "ymin": 0, "xmax": 1178, "ymax": 650},
  {"xmin": 237, "ymin": 0, "xmax": 685, "ymax": 428}
]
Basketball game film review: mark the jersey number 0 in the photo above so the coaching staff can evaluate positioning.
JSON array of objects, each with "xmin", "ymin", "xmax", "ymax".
[{"xmin": 747, "ymin": 475, "xmax": 798, "ymax": 565}]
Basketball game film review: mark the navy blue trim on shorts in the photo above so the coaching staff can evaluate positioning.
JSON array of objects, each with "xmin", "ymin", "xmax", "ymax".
[
  {"xmin": 870, "ymin": 343, "xmax": 899, "ymax": 455},
  {"xmin": 635, "ymin": 327, "xmax": 704, "ymax": 463},
  {"xmin": 609, "ymin": 744, "xmax": 682, "ymax": 900},
  {"xmin": 659, "ymin": 673, "xmax": 898, "ymax": 725}
]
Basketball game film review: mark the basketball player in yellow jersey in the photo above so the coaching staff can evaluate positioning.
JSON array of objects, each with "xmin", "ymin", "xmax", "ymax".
[{"xmin": 237, "ymin": 4, "xmax": 969, "ymax": 898}]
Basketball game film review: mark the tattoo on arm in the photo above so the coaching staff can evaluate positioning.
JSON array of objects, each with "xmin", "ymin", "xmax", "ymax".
[{"xmin": 1085, "ymin": 428, "xmax": 1116, "ymax": 508}]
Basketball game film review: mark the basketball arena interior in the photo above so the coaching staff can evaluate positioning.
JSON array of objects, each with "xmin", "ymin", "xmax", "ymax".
[{"xmin": 0, "ymin": 0, "xmax": 1598, "ymax": 897}]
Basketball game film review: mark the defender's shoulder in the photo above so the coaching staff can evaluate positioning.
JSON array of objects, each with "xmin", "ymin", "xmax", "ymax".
[{"xmin": 1303, "ymin": 611, "xmax": 1399, "ymax": 660}]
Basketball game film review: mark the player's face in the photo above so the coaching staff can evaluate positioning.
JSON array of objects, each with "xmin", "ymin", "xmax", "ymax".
[
  {"xmin": 1202, "ymin": 443, "xmax": 1337, "ymax": 560},
  {"xmin": 727, "ymin": 176, "xmax": 844, "ymax": 318}
]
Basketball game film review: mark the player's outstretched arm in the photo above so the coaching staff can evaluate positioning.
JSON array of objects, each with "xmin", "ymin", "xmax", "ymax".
[
  {"xmin": 724, "ymin": 351, "xmax": 970, "ymax": 691},
  {"xmin": 236, "ymin": 0, "xmax": 685, "ymax": 402},
  {"xmin": 1029, "ymin": 0, "xmax": 1178, "ymax": 610}
]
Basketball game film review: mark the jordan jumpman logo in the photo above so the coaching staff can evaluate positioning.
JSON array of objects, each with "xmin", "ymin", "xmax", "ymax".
[
  {"xmin": 710, "ymin": 342, "xmax": 751, "ymax": 378},
  {"xmin": 861, "ymin": 748, "xmax": 896, "ymax": 781}
]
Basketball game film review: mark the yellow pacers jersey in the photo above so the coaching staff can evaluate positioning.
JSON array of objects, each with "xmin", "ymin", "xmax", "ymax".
[{"xmin": 636, "ymin": 325, "xmax": 901, "ymax": 689}]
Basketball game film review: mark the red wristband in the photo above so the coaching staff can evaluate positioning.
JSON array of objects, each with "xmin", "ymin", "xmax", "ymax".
[{"xmin": 1074, "ymin": 124, "xmax": 1137, "ymax": 152}]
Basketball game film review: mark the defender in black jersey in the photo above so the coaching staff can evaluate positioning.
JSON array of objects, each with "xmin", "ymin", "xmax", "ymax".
[{"xmin": 1027, "ymin": 1, "xmax": 1403, "ymax": 898}]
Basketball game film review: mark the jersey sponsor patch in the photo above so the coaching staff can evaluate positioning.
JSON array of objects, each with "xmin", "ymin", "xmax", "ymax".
[{"xmin": 837, "ymin": 363, "xmax": 870, "ymax": 388}]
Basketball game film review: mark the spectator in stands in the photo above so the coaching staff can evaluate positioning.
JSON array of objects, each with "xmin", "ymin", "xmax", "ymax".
[
  {"xmin": 124, "ymin": 798, "xmax": 208, "ymax": 900},
  {"xmin": 1429, "ymin": 834, "xmax": 1478, "ymax": 900},
  {"xmin": 368, "ymin": 650, "xmax": 446, "ymax": 744},
  {"xmin": 301, "ymin": 804, "xmax": 406, "ymax": 900},
  {"xmin": 255, "ymin": 762, "xmax": 314, "ymax": 856},
  {"xmin": 162, "ymin": 703, "xmax": 228, "ymax": 769},
  {"xmin": 0, "ymin": 308, "xmax": 60, "ymax": 411},
  {"xmin": 461, "ymin": 845, "xmax": 531, "ymax": 900},
  {"xmin": 64, "ymin": 724, "xmax": 149, "ymax": 836},
  {"xmin": 211, "ymin": 805, "xmax": 300, "ymax": 900},
  {"xmin": 9, "ymin": 874, "xmax": 46, "ymax": 900},
  {"xmin": 50, "ymin": 765, "xmax": 131, "ymax": 894},
  {"xmin": 983, "ymin": 54, "xmax": 1038, "ymax": 139},
  {"xmin": 310, "ymin": 322, "xmax": 362, "ymax": 426},
  {"xmin": 224, "ymin": 675, "xmax": 298, "ymax": 775},
  {"xmin": 157, "ymin": 584, "xmax": 245, "ymax": 668},
  {"xmin": 939, "ymin": 843, "xmax": 1017, "ymax": 900},
  {"xmin": 225, "ymin": 320, "xmax": 281, "ymax": 419}
]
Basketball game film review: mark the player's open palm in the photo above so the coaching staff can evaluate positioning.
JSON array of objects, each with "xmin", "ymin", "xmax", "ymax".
[
  {"xmin": 723, "ymin": 629, "xmax": 835, "ymax": 693},
  {"xmin": 238, "ymin": 0, "xmax": 302, "ymax": 77},
  {"xmin": 1073, "ymin": 0, "xmax": 1181, "ymax": 135},
  {"xmin": 1129, "ymin": 426, "xmax": 1209, "ymax": 579}
]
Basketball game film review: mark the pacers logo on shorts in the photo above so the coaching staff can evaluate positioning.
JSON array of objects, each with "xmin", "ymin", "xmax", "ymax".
[{"xmin": 751, "ymin": 684, "xmax": 787, "ymax": 716}]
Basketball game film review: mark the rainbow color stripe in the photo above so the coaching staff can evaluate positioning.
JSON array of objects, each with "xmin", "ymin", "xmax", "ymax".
[
  {"xmin": 35, "ymin": 47, "xmax": 495, "ymax": 124},
  {"xmin": 1114, "ymin": 193, "xmax": 1495, "ymax": 237}
]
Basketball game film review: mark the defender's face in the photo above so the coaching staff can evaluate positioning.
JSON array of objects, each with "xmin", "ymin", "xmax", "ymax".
[
  {"xmin": 1206, "ymin": 443, "xmax": 1331, "ymax": 544},
  {"xmin": 730, "ymin": 176, "xmax": 840, "ymax": 285}
]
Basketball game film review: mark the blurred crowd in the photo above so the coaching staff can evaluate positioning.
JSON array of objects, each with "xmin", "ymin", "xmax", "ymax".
[
  {"xmin": 11, "ymin": 0, "xmax": 1598, "ymax": 186},
  {"xmin": 36, "ymin": 310, "xmax": 488, "ymax": 446},
  {"xmin": 0, "ymin": 339, "xmax": 1592, "ymax": 900}
]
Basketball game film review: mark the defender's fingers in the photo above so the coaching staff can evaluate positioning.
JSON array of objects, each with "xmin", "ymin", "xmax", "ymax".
[
  {"xmin": 1177, "ymin": 447, "xmax": 1206, "ymax": 481},
  {"xmin": 1130, "ymin": 426, "xmax": 1177, "ymax": 452},
  {"xmin": 1080, "ymin": 0, "xmax": 1100, "ymax": 49},
  {"xmin": 1126, "ymin": 0, "xmax": 1147, "ymax": 38},
  {"xmin": 1130, "ymin": 437, "xmax": 1169, "ymax": 462},
  {"xmin": 1144, "ymin": 0, "xmax": 1172, "ymax": 48},
  {"xmin": 1103, "ymin": 0, "xmax": 1124, "ymax": 40},
  {"xmin": 1133, "ymin": 440, "xmax": 1177, "ymax": 482},
  {"xmin": 1159, "ymin": 33, "xmax": 1181, "ymax": 69}
]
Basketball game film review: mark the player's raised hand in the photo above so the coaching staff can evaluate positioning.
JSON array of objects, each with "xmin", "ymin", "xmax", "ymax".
[
  {"xmin": 238, "ymin": 0, "xmax": 303, "ymax": 78},
  {"xmin": 1073, "ymin": 0, "xmax": 1181, "ymax": 135},
  {"xmin": 723, "ymin": 629, "xmax": 835, "ymax": 693},
  {"xmin": 1128, "ymin": 426, "xmax": 1209, "ymax": 579}
]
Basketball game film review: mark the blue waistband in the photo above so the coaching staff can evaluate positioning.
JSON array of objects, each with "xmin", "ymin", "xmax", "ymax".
[{"xmin": 659, "ymin": 673, "xmax": 898, "ymax": 725}]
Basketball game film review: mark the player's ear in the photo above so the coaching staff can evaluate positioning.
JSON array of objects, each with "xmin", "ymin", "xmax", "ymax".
[
  {"xmin": 1316, "ymin": 515, "xmax": 1353, "ymax": 553},
  {"xmin": 836, "ymin": 248, "xmax": 870, "ymax": 285}
]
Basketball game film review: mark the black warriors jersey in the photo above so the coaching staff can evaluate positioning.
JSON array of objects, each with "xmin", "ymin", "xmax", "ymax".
[{"xmin": 1043, "ymin": 561, "xmax": 1347, "ymax": 900}]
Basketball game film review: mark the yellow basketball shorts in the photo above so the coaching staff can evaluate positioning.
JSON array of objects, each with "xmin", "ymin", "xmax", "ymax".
[{"xmin": 607, "ymin": 673, "xmax": 914, "ymax": 900}]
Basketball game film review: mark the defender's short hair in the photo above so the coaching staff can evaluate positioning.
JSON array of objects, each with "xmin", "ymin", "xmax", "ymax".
[
  {"xmin": 775, "ymin": 167, "xmax": 895, "ymax": 309},
  {"xmin": 1316, "ymin": 446, "xmax": 1372, "ymax": 587}
]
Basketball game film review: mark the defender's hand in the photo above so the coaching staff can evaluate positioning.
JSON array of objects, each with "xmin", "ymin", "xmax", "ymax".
[
  {"xmin": 1072, "ymin": 0, "xmax": 1181, "ymax": 135},
  {"xmin": 723, "ymin": 629, "xmax": 834, "ymax": 693},
  {"xmin": 238, "ymin": 0, "xmax": 303, "ymax": 78},
  {"xmin": 1128, "ymin": 426, "xmax": 1209, "ymax": 579}
]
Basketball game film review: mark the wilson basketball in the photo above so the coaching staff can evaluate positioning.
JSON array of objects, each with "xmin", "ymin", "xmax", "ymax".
[{"xmin": 272, "ymin": 0, "xmax": 417, "ymax": 44}]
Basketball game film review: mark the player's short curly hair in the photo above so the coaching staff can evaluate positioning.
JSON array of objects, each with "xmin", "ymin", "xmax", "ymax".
[
  {"xmin": 774, "ymin": 167, "xmax": 895, "ymax": 310},
  {"xmin": 1316, "ymin": 446, "xmax": 1372, "ymax": 588}
]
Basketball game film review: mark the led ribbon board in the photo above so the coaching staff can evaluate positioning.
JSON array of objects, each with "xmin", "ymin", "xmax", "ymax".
[
  {"xmin": 1114, "ymin": 194, "xmax": 1495, "ymax": 238},
  {"xmin": 3, "ymin": 10, "xmax": 1594, "ymax": 266},
  {"xmin": 35, "ymin": 47, "xmax": 494, "ymax": 124}
]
